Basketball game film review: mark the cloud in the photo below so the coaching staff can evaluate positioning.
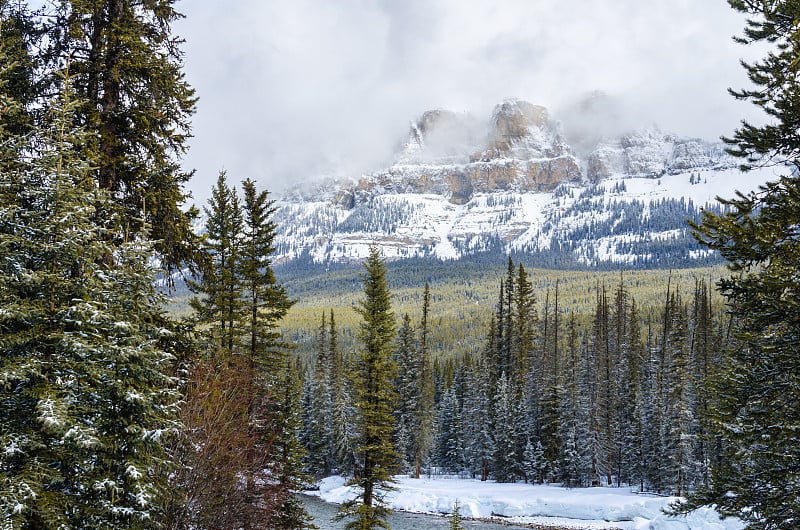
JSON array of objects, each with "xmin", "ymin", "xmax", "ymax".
[{"xmin": 176, "ymin": 0, "xmax": 764, "ymax": 205}]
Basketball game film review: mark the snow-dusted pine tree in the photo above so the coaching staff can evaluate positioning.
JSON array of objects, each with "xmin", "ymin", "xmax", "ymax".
[
  {"xmin": 393, "ymin": 313, "xmax": 418, "ymax": 474},
  {"xmin": 492, "ymin": 373, "xmax": 520, "ymax": 482},
  {"xmin": 0, "ymin": 69, "xmax": 178, "ymax": 529}
]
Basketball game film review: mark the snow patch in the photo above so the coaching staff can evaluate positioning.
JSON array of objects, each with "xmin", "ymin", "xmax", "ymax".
[{"xmin": 307, "ymin": 476, "xmax": 743, "ymax": 530}]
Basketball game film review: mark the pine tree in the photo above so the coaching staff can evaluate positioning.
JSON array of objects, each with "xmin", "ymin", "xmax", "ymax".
[
  {"xmin": 0, "ymin": 2, "xmax": 39, "ymax": 140},
  {"xmin": 46, "ymin": 0, "xmax": 200, "ymax": 272},
  {"xmin": 240, "ymin": 178, "xmax": 293, "ymax": 371},
  {"xmin": 267, "ymin": 362, "xmax": 317, "ymax": 530},
  {"xmin": 393, "ymin": 314, "xmax": 417, "ymax": 474},
  {"xmin": 449, "ymin": 500, "xmax": 465, "ymax": 530},
  {"xmin": 523, "ymin": 439, "xmax": 547, "ymax": 485},
  {"xmin": 329, "ymin": 310, "xmax": 358, "ymax": 476},
  {"xmin": 305, "ymin": 311, "xmax": 333, "ymax": 478},
  {"xmin": 188, "ymin": 176, "xmax": 309, "ymax": 527},
  {"xmin": 0, "ymin": 72, "xmax": 178, "ymax": 528},
  {"xmin": 189, "ymin": 172, "xmax": 244, "ymax": 355},
  {"xmin": 675, "ymin": 4, "xmax": 800, "ymax": 505},
  {"xmin": 621, "ymin": 299, "xmax": 647, "ymax": 490},
  {"xmin": 414, "ymin": 283, "xmax": 435, "ymax": 479},
  {"xmin": 557, "ymin": 312, "xmax": 592, "ymax": 487},
  {"xmin": 512, "ymin": 264, "xmax": 536, "ymax": 399},
  {"xmin": 463, "ymin": 355, "xmax": 494, "ymax": 482},
  {"xmin": 492, "ymin": 373, "xmax": 519, "ymax": 483},
  {"xmin": 689, "ymin": 280, "xmax": 718, "ymax": 488},
  {"xmin": 337, "ymin": 246, "xmax": 398, "ymax": 530},
  {"xmin": 589, "ymin": 283, "xmax": 614, "ymax": 486},
  {"xmin": 434, "ymin": 387, "xmax": 465, "ymax": 474}
]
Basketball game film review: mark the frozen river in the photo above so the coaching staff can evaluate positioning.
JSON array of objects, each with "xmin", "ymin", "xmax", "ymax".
[{"xmin": 300, "ymin": 494, "xmax": 534, "ymax": 529}]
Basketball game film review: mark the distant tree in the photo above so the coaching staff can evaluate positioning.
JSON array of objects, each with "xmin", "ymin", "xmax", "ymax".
[
  {"xmin": 329, "ymin": 310, "xmax": 359, "ymax": 476},
  {"xmin": 434, "ymin": 387, "xmax": 465, "ymax": 473},
  {"xmin": 557, "ymin": 312, "xmax": 592, "ymax": 487},
  {"xmin": 463, "ymin": 354, "xmax": 494, "ymax": 482},
  {"xmin": 267, "ymin": 362, "xmax": 317, "ymax": 530},
  {"xmin": 337, "ymin": 246, "xmax": 398, "ymax": 529},
  {"xmin": 304, "ymin": 311, "xmax": 333, "ymax": 478},
  {"xmin": 523, "ymin": 439, "xmax": 547, "ymax": 485},
  {"xmin": 414, "ymin": 283, "xmax": 435, "ymax": 478},
  {"xmin": 492, "ymin": 373, "xmax": 520, "ymax": 483},
  {"xmin": 393, "ymin": 313, "xmax": 418, "ymax": 474}
]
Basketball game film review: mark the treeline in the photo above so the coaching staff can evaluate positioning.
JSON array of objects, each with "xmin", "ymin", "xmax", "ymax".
[{"xmin": 301, "ymin": 257, "xmax": 728, "ymax": 496}]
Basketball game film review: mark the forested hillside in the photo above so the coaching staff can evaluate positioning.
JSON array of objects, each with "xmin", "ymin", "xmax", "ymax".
[{"xmin": 273, "ymin": 258, "xmax": 724, "ymax": 362}]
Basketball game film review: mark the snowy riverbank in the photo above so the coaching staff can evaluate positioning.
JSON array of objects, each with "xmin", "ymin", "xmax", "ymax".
[{"xmin": 305, "ymin": 476, "xmax": 743, "ymax": 530}]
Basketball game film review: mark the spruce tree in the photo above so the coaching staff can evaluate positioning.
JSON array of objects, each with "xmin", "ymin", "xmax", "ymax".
[
  {"xmin": 414, "ymin": 283, "xmax": 435, "ymax": 479},
  {"xmin": 0, "ymin": 73, "xmax": 178, "ymax": 529},
  {"xmin": 393, "ymin": 313, "xmax": 417, "ymax": 474},
  {"xmin": 449, "ymin": 500, "xmax": 465, "ymax": 530},
  {"xmin": 188, "ymin": 175, "xmax": 309, "ymax": 527},
  {"xmin": 0, "ymin": 2, "xmax": 39, "ymax": 140},
  {"xmin": 240, "ymin": 177, "xmax": 293, "ymax": 370},
  {"xmin": 492, "ymin": 373, "xmax": 520, "ymax": 483},
  {"xmin": 557, "ymin": 312, "xmax": 592, "ymax": 487},
  {"xmin": 463, "ymin": 355, "xmax": 494, "ymax": 482},
  {"xmin": 189, "ymin": 172, "xmax": 244, "ymax": 354},
  {"xmin": 338, "ymin": 246, "xmax": 398, "ymax": 530},
  {"xmin": 329, "ymin": 310, "xmax": 358, "ymax": 476},
  {"xmin": 46, "ymin": 0, "xmax": 200, "ymax": 272},
  {"xmin": 675, "ymin": 2, "xmax": 800, "ymax": 506},
  {"xmin": 305, "ymin": 311, "xmax": 333, "ymax": 478},
  {"xmin": 268, "ymin": 362, "xmax": 317, "ymax": 530}
]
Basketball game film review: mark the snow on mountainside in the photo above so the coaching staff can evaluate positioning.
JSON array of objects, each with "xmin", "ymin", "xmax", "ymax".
[{"xmin": 270, "ymin": 99, "xmax": 782, "ymax": 268}]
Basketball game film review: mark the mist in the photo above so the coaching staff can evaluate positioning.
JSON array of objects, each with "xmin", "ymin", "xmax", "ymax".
[{"xmin": 176, "ymin": 0, "xmax": 765, "ymax": 204}]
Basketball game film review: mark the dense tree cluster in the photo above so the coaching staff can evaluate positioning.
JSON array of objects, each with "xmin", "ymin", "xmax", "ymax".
[
  {"xmin": 452, "ymin": 261, "xmax": 723, "ymax": 494},
  {"xmin": 301, "ymin": 256, "xmax": 728, "ymax": 497},
  {"xmin": 0, "ymin": 2, "xmax": 312, "ymax": 528}
]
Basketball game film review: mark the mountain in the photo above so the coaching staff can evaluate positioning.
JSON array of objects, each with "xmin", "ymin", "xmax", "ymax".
[{"xmin": 271, "ymin": 99, "xmax": 780, "ymax": 269}]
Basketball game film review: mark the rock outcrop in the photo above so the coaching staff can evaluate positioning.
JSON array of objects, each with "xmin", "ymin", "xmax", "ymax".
[{"xmin": 288, "ymin": 99, "xmax": 739, "ymax": 207}]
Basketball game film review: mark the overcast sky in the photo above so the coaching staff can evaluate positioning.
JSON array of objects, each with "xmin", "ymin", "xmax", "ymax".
[{"xmin": 174, "ymin": 0, "xmax": 765, "ymax": 205}]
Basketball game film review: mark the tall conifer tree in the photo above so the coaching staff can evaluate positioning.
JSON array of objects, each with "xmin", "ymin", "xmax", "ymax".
[
  {"xmin": 338, "ymin": 246, "xmax": 398, "ymax": 530},
  {"xmin": 675, "ymin": 0, "xmax": 800, "ymax": 505},
  {"xmin": 0, "ymin": 67, "xmax": 178, "ymax": 529},
  {"xmin": 46, "ymin": 0, "xmax": 200, "ymax": 272},
  {"xmin": 189, "ymin": 172, "xmax": 243, "ymax": 355}
]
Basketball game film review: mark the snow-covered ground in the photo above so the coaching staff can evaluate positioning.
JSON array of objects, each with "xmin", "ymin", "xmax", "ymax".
[{"xmin": 305, "ymin": 476, "xmax": 743, "ymax": 530}]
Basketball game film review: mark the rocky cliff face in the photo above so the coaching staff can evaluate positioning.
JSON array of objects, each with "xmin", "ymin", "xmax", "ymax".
[
  {"xmin": 342, "ymin": 99, "xmax": 584, "ymax": 207},
  {"xmin": 585, "ymin": 130, "xmax": 734, "ymax": 181},
  {"xmin": 272, "ymin": 99, "xmax": 758, "ymax": 267},
  {"xmin": 316, "ymin": 99, "xmax": 734, "ymax": 208}
]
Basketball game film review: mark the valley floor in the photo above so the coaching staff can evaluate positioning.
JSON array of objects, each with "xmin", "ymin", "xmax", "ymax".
[{"xmin": 305, "ymin": 475, "xmax": 743, "ymax": 530}]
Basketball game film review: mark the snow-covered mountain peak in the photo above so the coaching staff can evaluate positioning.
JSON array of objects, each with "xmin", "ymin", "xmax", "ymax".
[{"xmin": 265, "ymin": 99, "xmax": 779, "ymax": 268}]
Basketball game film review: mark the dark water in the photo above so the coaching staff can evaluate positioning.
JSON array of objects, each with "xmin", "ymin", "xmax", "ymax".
[{"xmin": 300, "ymin": 494, "xmax": 532, "ymax": 529}]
